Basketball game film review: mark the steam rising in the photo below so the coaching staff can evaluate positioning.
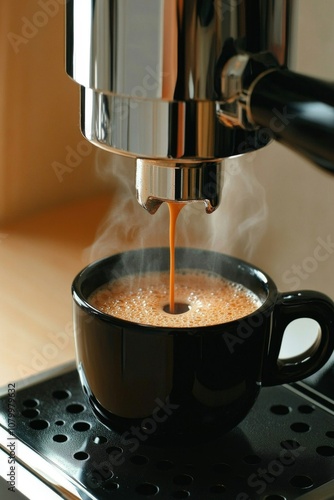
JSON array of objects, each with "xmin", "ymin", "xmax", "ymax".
[{"xmin": 86, "ymin": 150, "xmax": 268, "ymax": 263}]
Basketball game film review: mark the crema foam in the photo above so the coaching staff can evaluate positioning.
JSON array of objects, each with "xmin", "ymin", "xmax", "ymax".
[{"xmin": 88, "ymin": 270, "xmax": 261, "ymax": 327}]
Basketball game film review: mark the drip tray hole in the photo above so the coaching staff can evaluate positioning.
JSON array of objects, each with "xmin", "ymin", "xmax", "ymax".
[
  {"xmin": 135, "ymin": 483, "xmax": 159, "ymax": 496},
  {"xmin": 29, "ymin": 419, "xmax": 48, "ymax": 430},
  {"xmin": 289, "ymin": 475, "xmax": 314, "ymax": 489}
]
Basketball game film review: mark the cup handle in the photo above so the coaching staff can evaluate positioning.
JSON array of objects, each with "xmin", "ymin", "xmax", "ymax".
[{"xmin": 262, "ymin": 290, "xmax": 334, "ymax": 386}]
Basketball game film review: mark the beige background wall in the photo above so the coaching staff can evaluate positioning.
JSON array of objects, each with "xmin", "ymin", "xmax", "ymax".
[{"xmin": 0, "ymin": 0, "xmax": 107, "ymax": 224}]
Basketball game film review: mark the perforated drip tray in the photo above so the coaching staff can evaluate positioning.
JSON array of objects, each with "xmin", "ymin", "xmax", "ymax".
[{"xmin": 1, "ymin": 363, "xmax": 334, "ymax": 500}]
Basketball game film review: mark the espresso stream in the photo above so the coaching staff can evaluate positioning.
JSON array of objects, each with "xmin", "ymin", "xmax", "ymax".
[
  {"xmin": 167, "ymin": 202, "xmax": 186, "ymax": 313},
  {"xmin": 88, "ymin": 202, "xmax": 261, "ymax": 327}
]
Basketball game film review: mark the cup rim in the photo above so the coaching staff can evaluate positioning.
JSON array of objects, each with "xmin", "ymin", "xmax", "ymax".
[{"xmin": 72, "ymin": 247, "xmax": 277, "ymax": 333}]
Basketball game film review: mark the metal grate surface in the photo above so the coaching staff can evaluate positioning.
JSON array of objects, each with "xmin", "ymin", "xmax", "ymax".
[{"xmin": 1, "ymin": 367, "xmax": 334, "ymax": 499}]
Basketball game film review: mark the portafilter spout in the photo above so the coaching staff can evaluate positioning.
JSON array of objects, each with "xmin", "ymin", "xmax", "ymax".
[
  {"xmin": 135, "ymin": 159, "xmax": 222, "ymax": 215},
  {"xmin": 66, "ymin": 0, "xmax": 334, "ymax": 215}
]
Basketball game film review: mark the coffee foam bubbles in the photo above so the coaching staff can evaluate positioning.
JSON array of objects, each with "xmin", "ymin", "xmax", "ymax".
[{"xmin": 88, "ymin": 270, "xmax": 262, "ymax": 327}]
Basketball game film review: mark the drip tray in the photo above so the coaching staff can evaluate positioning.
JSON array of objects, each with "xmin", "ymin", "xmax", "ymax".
[{"xmin": 1, "ymin": 363, "xmax": 334, "ymax": 499}]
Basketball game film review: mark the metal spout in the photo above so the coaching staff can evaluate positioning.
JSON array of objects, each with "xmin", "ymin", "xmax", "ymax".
[{"xmin": 135, "ymin": 159, "xmax": 223, "ymax": 214}]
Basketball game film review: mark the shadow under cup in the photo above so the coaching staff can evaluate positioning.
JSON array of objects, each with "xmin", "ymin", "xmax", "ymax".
[{"xmin": 72, "ymin": 247, "xmax": 334, "ymax": 440}]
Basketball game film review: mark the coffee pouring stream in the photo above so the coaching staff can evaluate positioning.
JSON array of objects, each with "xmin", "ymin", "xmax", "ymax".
[{"xmin": 66, "ymin": 0, "xmax": 334, "ymax": 215}]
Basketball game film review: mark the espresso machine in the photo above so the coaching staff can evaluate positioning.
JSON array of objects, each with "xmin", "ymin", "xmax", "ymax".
[
  {"xmin": 66, "ymin": 0, "xmax": 334, "ymax": 217},
  {"xmin": 1, "ymin": 1, "xmax": 334, "ymax": 499}
]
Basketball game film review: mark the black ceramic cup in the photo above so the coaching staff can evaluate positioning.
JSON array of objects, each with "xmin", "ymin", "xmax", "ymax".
[{"xmin": 72, "ymin": 247, "xmax": 334, "ymax": 440}]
